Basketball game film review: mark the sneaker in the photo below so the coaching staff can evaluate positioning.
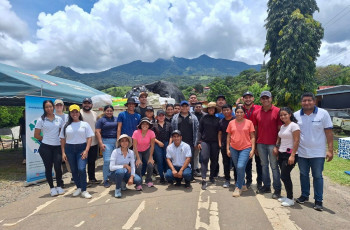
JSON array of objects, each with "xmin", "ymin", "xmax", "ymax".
[
  {"xmin": 56, "ymin": 187, "xmax": 65, "ymax": 195},
  {"xmin": 256, "ymin": 186, "xmax": 271, "ymax": 194},
  {"xmin": 160, "ymin": 177, "xmax": 166, "ymax": 184},
  {"xmin": 278, "ymin": 197, "xmax": 287, "ymax": 202},
  {"xmin": 295, "ymin": 196, "xmax": 309, "ymax": 204},
  {"xmin": 81, "ymin": 191, "xmax": 92, "ymax": 199},
  {"xmin": 175, "ymin": 181, "xmax": 182, "ymax": 186},
  {"xmin": 103, "ymin": 180, "xmax": 111, "ymax": 188},
  {"xmin": 223, "ymin": 181, "xmax": 230, "ymax": 188},
  {"xmin": 201, "ymin": 180, "xmax": 207, "ymax": 190},
  {"xmin": 185, "ymin": 181, "xmax": 191, "ymax": 189},
  {"xmin": 135, "ymin": 185, "xmax": 143, "ymax": 191},
  {"xmin": 281, "ymin": 198, "xmax": 295, "ymax": 207},
  {"xmin": 241, "ymin": 185, "xmax": 248, "ymax": 192},
  {"xmin": 209, "ymin": 177, "xmax": 215, "ymax": 184},
  {"xmin": 121, "ymin": 181, "xmax": 127, "ymax": 191},
  {"xmin": 115, "ymin": 188, "xmax": 122, "ymax": 198},
  {"xmin": 272, "ymin": 191, "xmax": 281, "ymax": 199},
  {"xmin": 313, "ymin": 201, "xmax": 323, "ymax": 211},
  {"xmin": 89, "ymin": 178, "xmax": 100, "ymax": 184},
  {"xmin": 147, "ymin": 182, "xmax": 154, "ymax": 188},
  {"xmin": 70, "ymin": 178, "xmax": 75, "ymax": 184},
  {"xmin": 257, "ymin": 182, "xmax": 263, "ymax": 191},
  {"xmin": 72, "ymin": 188, "xmax": 82, "ymax": 197},
  {"xmin": 193, "ymin": 171, "xmax": 201, "ymax": 177},
  {"xmin": 246, "ymin": 181, "xmax": 252, "ymax": 189},
  {"xmin": 50, "ymin": 188, "xmax": 58, "ymax": 197},
  {"xmin": 232, "ymin": 187, "xmax": 241, "ymax": 197},
  {"xmin": 22, "ymin": 159, "xmax": 26, "ymax": 164}
]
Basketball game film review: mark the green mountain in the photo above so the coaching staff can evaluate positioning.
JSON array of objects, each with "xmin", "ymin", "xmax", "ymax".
[{"xmin": 47, "ymin": 54, "xmax": 261, "ymax": 88}]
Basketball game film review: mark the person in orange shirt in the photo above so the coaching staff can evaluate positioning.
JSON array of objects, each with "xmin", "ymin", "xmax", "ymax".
[{"xmin": 226, "ymin": 106, "xmax": 256, "ymax": 197}]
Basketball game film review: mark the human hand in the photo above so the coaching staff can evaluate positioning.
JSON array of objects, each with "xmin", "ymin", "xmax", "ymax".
[
  {"xmin": 136, "ymin": 159, "xmax": 142, "ymax": 167},
  {"xmin": 288, "ymin": 155, "xmax": 295, "ymax": 165},
  {"xmin": 124, "ymin": 164, "xmax": 131, "ymax": 173},
  {"xmin": 326, "ymin": 150, "xmax": 333, "ymax": 162},
  {"xmin": 81, "ymin": 150, "xmax": 88, "ymax": 159},
  {"xmin": 249, "ymin": 150, "xmax": 254, "ymax": 159}
]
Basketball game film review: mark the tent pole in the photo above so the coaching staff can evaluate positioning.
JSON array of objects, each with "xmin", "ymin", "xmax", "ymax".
[{"xmin": 41, "ymin": 84, "xmax": 42, "ymax": 96}]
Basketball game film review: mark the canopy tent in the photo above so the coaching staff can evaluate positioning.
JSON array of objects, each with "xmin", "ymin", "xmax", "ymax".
[{"xmin": 0, "ymin": 62, "xmax": 107, "ymax": 106}]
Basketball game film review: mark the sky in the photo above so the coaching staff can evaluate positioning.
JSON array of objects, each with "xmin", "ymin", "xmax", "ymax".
[{"xmin": 0, "ymin": 0, "xmax": 349, "ymax": 73}]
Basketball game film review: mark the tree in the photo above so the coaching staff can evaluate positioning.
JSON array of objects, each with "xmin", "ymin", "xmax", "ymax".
[
  {"xmin": 193, "ymin": 83, "xmax": 204, "ymax": 93},
  {"xmin": 264, "ymin": 0, "xmax": 324, "ymax": 109},
  {"xmin": 207, "ymin": 78, "xmax": 235, "ymax": 105},
  {"xmin": 247, "ymin": 82, "xmax": 270, "ymax": 105}
]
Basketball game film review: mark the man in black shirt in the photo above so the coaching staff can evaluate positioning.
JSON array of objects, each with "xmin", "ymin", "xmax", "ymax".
[
  {"xmin": 191, "ymin": 102, "xmax": 206, "ymax": 176},
  {"xmin": 135, "ymin": 91, "xmax": 148, "ymax": 118}
]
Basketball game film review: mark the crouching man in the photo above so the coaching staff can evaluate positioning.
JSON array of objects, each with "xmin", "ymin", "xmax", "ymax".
[{"xmin": 165, "ymin": 130, "xmax": 192, "ymax": 188}]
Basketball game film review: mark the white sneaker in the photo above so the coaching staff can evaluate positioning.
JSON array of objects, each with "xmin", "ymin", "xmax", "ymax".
[
  {"xmin": 81, "ymin": 191, "xmax": 92, "ymax": 199},
  {"xmin": 50, "ymin": 188, "xmax": 58, "ymax": 197},
  {"xmin": 72, "ymin": 188, "xmax": 82, "ymax": 197},
  {"xmin": 56, "ymin": 187, "xmax": 65, "ymax": 195},
  {"xmin": 278, "ymin": 197, "xmax": 287, "ymax": 202},
  {"xmin": 281, "ymin": 198, "xmax": 295, "ymax": 207}
]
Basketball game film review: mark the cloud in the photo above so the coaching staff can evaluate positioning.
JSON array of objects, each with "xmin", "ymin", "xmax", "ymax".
[{"xmin": 317, "ymin": 40, "xmax": 350, "ymax": 66}]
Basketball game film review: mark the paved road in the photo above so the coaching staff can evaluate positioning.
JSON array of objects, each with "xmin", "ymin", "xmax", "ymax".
[{"xmin": 1, "ymin": 157, "xmax": 349, "ymax": 230}]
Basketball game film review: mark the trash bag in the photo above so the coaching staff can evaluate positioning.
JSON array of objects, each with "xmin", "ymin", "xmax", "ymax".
[{"xmin": 91, "ymin": 94, "xmax": 112, "ymax": 108}]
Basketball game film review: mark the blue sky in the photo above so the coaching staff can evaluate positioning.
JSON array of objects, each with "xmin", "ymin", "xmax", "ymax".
[{"xmin": 1, "ymin": 0, "xmax": 349, "ymax": 72}]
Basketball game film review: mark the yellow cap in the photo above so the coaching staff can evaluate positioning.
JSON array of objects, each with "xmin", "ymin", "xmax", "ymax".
[{"xmin": 69, "ymin": 104, "xmax": 80, "ymax": 112}]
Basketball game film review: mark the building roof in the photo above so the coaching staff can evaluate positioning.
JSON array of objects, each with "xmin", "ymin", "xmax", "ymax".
[{"xmin": 316, "ymin": 85, "xmax": 350, "ymax": 96}]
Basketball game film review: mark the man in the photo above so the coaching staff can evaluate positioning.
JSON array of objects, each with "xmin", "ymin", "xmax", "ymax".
[
  {"xmin": 173, "ymin": 103, "xmax": 181, "ymax": 114},
  {"xmin": 191, "ymin": 102, "xmax": 206, "ymax": 176},
  {"xmin": 189, "ymin": 93, "xmax": 198, "ymax": 112},
  {"xmin": 80, "ymin": 97, "xmax": 100, "ymax": 184},
  {"xmin": 218, "ymin": 104, "xmax": 236, "ymax": 188},
  {"xmin": 237, "ymin": 91, "xmax": 263, "ymax": 189},
  {"xmin": 294, "ymin": 92, "xmax": 333, "ymax": 211},
  {"xmin": 117, "ymin": 98, "xmax": 141, "ymax": 140},
  {"xmin": 135, "ymin": 91, "xmax": 148, "ymax": 118},
  {"xmin": 165, "ymin": 130, "xmax": 192, "ymax": 188},
  {"xmin": 252, "ymin": 91, "xmax": 282, "ymax": 199},
  {"xmin": 171, "ymin": 100, "xmax": 199, "ymax": 180}
]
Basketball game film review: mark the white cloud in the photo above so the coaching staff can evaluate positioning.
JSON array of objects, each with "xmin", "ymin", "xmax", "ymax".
[{"xmin": 317, "ymin": 40, "xmax": 350, "ymax": 66}]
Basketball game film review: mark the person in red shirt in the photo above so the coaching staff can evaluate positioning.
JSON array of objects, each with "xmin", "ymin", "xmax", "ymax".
[{"xmin": 252, "ymin": 91, "xmax": 282, "ymax": 199}]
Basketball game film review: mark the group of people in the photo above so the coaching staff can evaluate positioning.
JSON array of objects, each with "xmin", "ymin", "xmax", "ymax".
[{"xmin": 34, "ymin": 90, "xmax": 333, "ymax": 211}]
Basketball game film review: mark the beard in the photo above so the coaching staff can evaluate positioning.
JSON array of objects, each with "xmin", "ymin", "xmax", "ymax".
[{"xmin": 83, "ymin": 106, "xmax": 92, "ymax": 112}]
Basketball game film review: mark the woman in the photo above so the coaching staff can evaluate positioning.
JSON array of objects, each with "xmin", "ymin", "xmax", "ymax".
[
  {"xmin": 109, "ymin": 134, "xmax": 142, "ymax": 198},
  {"xmin": 273, "ymin": 107, "xmax": 300, "ymax": 207},
  {"xmin": 60, "ymin": 104, "xmax": 94, "ymax": 199},
  {"xmin": 226, "ymin": 105, "xmax": 255, "ymax": 197},
  {"xmin": 95, "ymin": 105, "xmax": 118, "ymax": 188},
  {"xmin": 34, "ymin": 100, "xmax": 65, "ymax": 196},
  {"xmin": 132, "ymin": 117, "xmax": 156, "ymax": 187},
  {"xmin": 197, "ymin": 102, "xmax": 220, "ymax": 190},
  {"xmin": 153, "ymin": 110, "xmax": 173, "ymax": 183},
  {"xmin": 165, "ymin": 104, "xmax": 174, "ymax": 123}
]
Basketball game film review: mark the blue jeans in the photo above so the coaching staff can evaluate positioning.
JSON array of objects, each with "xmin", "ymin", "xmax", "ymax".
[
  {"xmin": 102, "ymin": 138, "xmax": 116, "ymax": 181},
  {"xmin": 65, "ymin": 143, "xmax": 88, "ymax": 191},
  {"xmin": 257, "ymin": 144, "xmax": 281, "ymax": 191},
  {"xmin": 153, "ymin": 141, "xmax": 169, "ymax": 179},
  {"xmin": 165, "ymin": 166, "xmax": 192, "ymax": 183},
  {"xmin": 136, "ymin": 148, "xmax": 154, "ymax": 183},
  {"xmin": 109, "ymin": 168, "xmax": 142, "ymax": 189},
  {"xmin": 230, "ymin": 147, "xmax": 251, "ymax": 189},
  {"xmin": 298, "ymin": 157, "xmax": 325, "ymax": 202}
]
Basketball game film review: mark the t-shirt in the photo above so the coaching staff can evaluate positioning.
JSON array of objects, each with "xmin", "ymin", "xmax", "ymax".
[
  {"xmin": 80, "ymin": 109, "xmax": 98, "ymax": 146},
  {"xmin": 226, "ymin": 119, "xmax": 255, "ymax": 150},
  {"xmin": 135, "ymin": 106, "xmax": 147, "ymax": 118},
  {"xmin": 278, "ymin": 122, "xmax": 300, "ymax": 153},
  {"xmin": 154, "ymin": 121, "xmax": 172, "ymax": 143},
  {"xmin": 216, "ymin": 111, "xmax": 235, "ymax": 119},
  {"xmin": 60, "ymin": 121, "xmax": 94, "ymax": 144},
  {"xmin": 132, "ymin": 129, "xmax": 156, "ymax": 152},
  {"xmin": 55, "ymin": 113, "xmax": 68, "ymax": 123},
  {"xmin": 35, "ymin": 115, "xmax": 64, "ymax": 146},
  {"xmin": 166, "ymin": 141, "xmax": 192, "ymax": 167},
  {"xmin": 117, "ymin": 111, "xmax": 141, "ymax": 137},
  {"xmin": 219, "ymin": 117, "xmax": 234, "ymax": 146},
  {"xmin": 95, "ymin": 116, "xmax": 118, "ymax": 138}
]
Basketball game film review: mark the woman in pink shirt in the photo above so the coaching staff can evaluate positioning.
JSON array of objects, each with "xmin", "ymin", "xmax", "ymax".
[
  {"xmin": 226, "ymin": 106, "xmax": 256, "ymax": 197},
  {"xmin": 132, "ymin": 117, "xmax": 156, "ymax": 187}
]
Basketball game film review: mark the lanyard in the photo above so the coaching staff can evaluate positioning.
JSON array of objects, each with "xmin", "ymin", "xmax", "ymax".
[{"xmin": 244, "ymin": 105, "xmax": 255, "ymax": 119}]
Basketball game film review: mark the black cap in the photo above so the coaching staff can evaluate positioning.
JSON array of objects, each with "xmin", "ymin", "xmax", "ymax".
[
  {"xmin": 157, "ymin": 110, "xmax": 165, "ymax": 116},
  {"xmin": 242, "ymin": 91, "xmax": 254, "ymax": 97},
  {"xmin": 124, "ymin": 97, "xmax": 138, "ymax": 107},
  {"xmin": 216, "ymin": 95, "xmax": 226, "ymax": 100},
  {"xmin": 171, "ymin": 130, "xmax": 182, "ymax": 136},
  {"xmin": 82, "ymin": 97, "xmax": 92, "ymax": 103},
  {"xmin": 146, "ymin": 106, "xmax": 154, "ymax": 111}
]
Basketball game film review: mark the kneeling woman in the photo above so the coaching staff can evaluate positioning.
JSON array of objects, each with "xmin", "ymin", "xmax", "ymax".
[
  {"xmin": 60, "ymin": 104, "xmax": 95, "ymax": 199},
  {"xmin": 109, "ymin": 134, "xmax": 142, "ymax": 198}
]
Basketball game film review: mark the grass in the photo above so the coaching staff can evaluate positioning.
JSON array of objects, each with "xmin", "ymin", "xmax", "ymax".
[{"xmin": 0, "ymin": 148, "xmax": 26, "ymax": 181}]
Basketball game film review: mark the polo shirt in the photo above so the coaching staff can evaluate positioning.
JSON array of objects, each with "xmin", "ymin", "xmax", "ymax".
[
  {"xmin": 243, "ymin": 104, "xmax": 262, "ymax": 120},
  {"xmin": 252, "ymin": 105, "xmax": 282, "ymax": 145},
  {"xmin": 60, "ymin": 121, "xmax": 94, "ymax": 144},
  {"xmin": 96, "ymin": 116, "xmax": 118, "ymax": 138},
  {"xmin": 109, "ymin": 148, "xmax": 136, "ymax": 176},
  {"xmin": 35, "ymin": 115, "xmax": 64, "ymax": 146},
  {"xmin": 81, "ymin": 109, "xmax": 98, "ymax": 146},
  {"xmin": 166, "ymin": 141, "xmax": 192, "ymax": 167},
  {"xmin": 294, "ymin": 106, "xmax": 333, "ymax": 158},
  {"xmin": 117, "ymin": 111, "xmax": 141, "ymax": 137}
]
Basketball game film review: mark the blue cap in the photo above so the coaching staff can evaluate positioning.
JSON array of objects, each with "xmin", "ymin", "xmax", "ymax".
[{"xmin": 180, "ymin": 100, "xmax": 189, "ymax": 106}]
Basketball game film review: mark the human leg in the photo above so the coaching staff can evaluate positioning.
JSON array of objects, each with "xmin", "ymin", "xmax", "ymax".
[
  {"xmin": 52, "ymin": 145, "xmax": 63, "ymax": 187},
  {"xmin": 310, "ymin": 157, "xmax": 325, "ymax": 202},
  {"xmin": 257, "ymin": 144, "xmax": 271, "ymax": 189},
  {"xmin": 267, "ymin": 144, "xmax": 281, "ymax": 192},
  {"xmin": 87, "ymin": 145, "xmax": 98, "ymax": 181},
  {"xmin": 65, "ymin": 144, "xmax": 80, "ymax": 189},
  {"xmin": 209, "ymin": 142, "xmax": 219, "ymax": 179},
  {"xmin": 165, "ymin": 169, "xmax": 175, "ymax": 183},
  {"xmin": 298, "ymin": 157, "xmax": 311, "ymax": 198},
  {"xmin": 278, "ymin": 152, "xmax": 296, "ymax": 199},
  {"xmin": 255, "ymin": 154, "xmax": 263, "ymax": 186},
  {"xmin": 39, "ymin": 143, "xmax": 55, "ymax": 188},
  {"xmin": 221, "ymin": 146, "xmax": 231, "ymax": 181},
  {"xmin": 114, "ymin": 168, "xmax": 126, "ymax": 189},
  {"xmin": 75, "ymin": 144, "xmax": 88, "ymax": 191},
  {"xmin": 154, "ymin": 143, "xmax": 165, "ymax": 179},
  {"xmin": 200, "ymin": 142, "xmax": 210, "ymax": 180},
  {"xmin": 102, "ymin": 138, "xmax": 116, "ymax": 181}
]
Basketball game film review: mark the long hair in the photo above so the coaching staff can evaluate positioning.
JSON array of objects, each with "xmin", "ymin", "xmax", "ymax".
[
  {"xmin": 235, "ymin": 105, "xmax": 244, "ymax": 113},
  {"xmin": 63, "ymin": 110, "xmax": 83, "ymax": 137},
  {"xmin": 279, "ymin": 107, "xmax": 298, "ymax": 124},
  {"xmin": 41, "ymin": 100, "xmax": 54, "ymax": 120}
]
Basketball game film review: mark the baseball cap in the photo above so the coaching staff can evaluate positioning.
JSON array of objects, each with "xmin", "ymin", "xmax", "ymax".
[
  {"xmin": 260, "ymin": 91, "xmax": 272, "ymax": 98},
  {"xmin": 146, "ymin": 106, "xmax": 154, "ymax": 111},
  {"xmin": 243, "ymin": 91, "xmax": 254, "ymax": 97},
  {"xmin": 216, "ymin": 95, "xmax": 226, "ymax": 100},
  {"xmin": 69, "ymin": 104, "xmax": 80, "ymax": 112},
  {"xmin": 157, "ymin": 110, "xmax": 165, "ymax": 116},
  {"xmin": 171, "ymin": 130, "xmax": 182, "ymax": 136},
  {"xmin": 54, "ymin": 99, "xmax": 64, "ymax": 105},
  {"xmin": 82, "ymin": 97, "xmax": 92, "ymax": 103},
  {"xmin": 180, "ymin": 100, "xmax": 189, "ymax": 106},
  {"xmin": 139, "ymin": 91, "xmax": 148, "ymax": 98}
]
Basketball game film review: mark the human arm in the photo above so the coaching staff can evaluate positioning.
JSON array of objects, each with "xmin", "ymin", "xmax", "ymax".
[
  {"xmin": 178, "ymin": 157, "xmax": 191, "ymax": 178},
  {"xmin": 148, "ymin": 137, "xmax": 155, "ymax": 164},
  {"xmin": 34, "ymin": 129, "xmax": 43, "ymax": 141},
  {"xmin": 95, "ymin": 128, "xmax": 105, "ymax": 151},
  {"xmin": 218, "ymin": 131, "xmax": 222, "ymax": 148},
  {"xmin": 288, "ymin": 130, "xmax": 300, "ymax": 165},
  {"xmin": 226, "ymin": 133, "xmax": 231, "ymax": 157},
  {"xmin": 81, "ymin": 137, "xmax": 92, "ymax": 160},
  {"xmin": 249, "ymin": 131, "xmax": 256, "ymax": 159},
  {"xmin": 117, "ymin": 122, "xmax": 122, "ymax": 140},
  {"xmin": 166, "ymin": 158, "xmax": 178, "ymax": 178},
  {"xmin": 325, "ymin": 129, "xmax": 333, "ymax": 162},
  {"xmin": 155, "ymin": 138, "xmax": 164, "ymax": 147},
  {"xmin": 273, "ymin": 137, "xmax": 280, "ymax": 156},
  {"xmin": 60, "ymin": 138, "xmax": 67, "ymax": 162},
  {"xmin": 133, "ymin": 138, "xmax": 142, "ymax": 167}
]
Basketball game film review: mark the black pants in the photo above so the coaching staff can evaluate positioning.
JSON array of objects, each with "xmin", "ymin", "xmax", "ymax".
[
  {"xmin": 278, "ymin": 152, "xmax": 298, "ymax": 199},
  {"xmin": 221, "ymin": 146, "xmax": 236, "ymax": 181},
  {"xmin": 201, "ymin": 141, "xmax": 219, "ymax": 179},
  {"xmin": 38, "ymin": 143, "xmax": 63, "ymax": 188},
  {"xmin": 87, "ymin": 145, "xmax": 98, "ymax": 180},
  {"xmin": 245, "ymin": 154, "xmax": 262, "ymax": 185}
]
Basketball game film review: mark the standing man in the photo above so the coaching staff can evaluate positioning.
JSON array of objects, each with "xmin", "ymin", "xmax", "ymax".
[
  {"xmin": 192, "ymin": 102, "xmax": 206, "ymax": 176},
  {"xmin": 135, "ymin": 91, "xmax": 148, "ymax": 118},
  {"xmin": 165, "ymin": 130, "xmax": 192, "ymax": 188},
  {"xmin": 171, "ymin": 101, "xmax": 199, "ymax": 180},
  {"xmin": 80, "ymin": 98, "xmax": 100, "ymax": 184},
  {"xmin": 189, "ymin": 93, "xmax": 198, "ymax": 112},
  {"xmin": 294, "ymin": 92, "xmax": 333, "ymax": 211},
  {"xmin": 252, "ymin": 91, "xmax": 282, "ymax": 199},
  {"xmin": 117, "ymin": 98, "xmax": 141, "ymax": 140}
]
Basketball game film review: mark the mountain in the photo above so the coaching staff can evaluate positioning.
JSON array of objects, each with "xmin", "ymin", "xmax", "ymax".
[{"xmin": 47, "ymin": 54, "xmax": 261, "ymax": 88}]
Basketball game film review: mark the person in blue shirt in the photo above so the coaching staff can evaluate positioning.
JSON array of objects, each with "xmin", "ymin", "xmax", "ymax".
[{"xmin": 117, "ymin": 98, "xmax": 141, "ymax": 139}]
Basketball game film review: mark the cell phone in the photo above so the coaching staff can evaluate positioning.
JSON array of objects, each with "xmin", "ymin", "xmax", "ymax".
[{"xmin": 286, "ymin": 148, "xmax": 292, "ymax": 154}]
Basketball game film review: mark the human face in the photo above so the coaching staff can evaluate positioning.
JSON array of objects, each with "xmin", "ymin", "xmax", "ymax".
[
  {"xmin": 157, "ymin": 113, "xmax": 165, "ymax": 122},
  {"xmin": 54, "ymin": 103, "xmax": 64, "ymax": 113},
  {"xmin": 194, "ymin": 104, "xmax": 202, "ymax": 113},
  {"xmin": 166, "ymin": 106, "xmax": 174, "ymax": 117},
  {"xmin": 82, "ymin": 102, "xmax": 92, "ymax": 112},
  {"xmin": 172, "ymin": 134, "xmax": 182, "ymax": 146},
  {"xmin": 146, "ymin": 110, "xmax": 154, "ymax": 119},
  {"xmin": 119, "ymin": 137, "xmax": 130, "ymax": 149},
  {"xmin": 243, "ymin": 95, "xmax": 254, "ymax": 106},
  {"xmin": 44, "ymin": 102, "xmax": 54, "ymax": 115},
  {"xmin": 216, "ymin": 98, "xmax": 226, "ymax": 107},
  {"xmin": 127, "ymin": 103, "xmax": 136, "ymax": 112},
  {"xmin": 279, "ymin": 110, "xmax": 291, "ymax": 124},
  {"xmin": 180, "ymin": 104, "xmax": 189, "ymax": 114},
  {"xmin": 174, "ymin": 106, "xmax": 180, "ymax": 114},
  {"xmin": 70, "ymin": 110, "xmax": 80, "ymax": 122},
  {"xmin": 222, "ymin": 108, "xmax": 232, "ymax": 119},
  {"xmin": 141, "ymin": 122, "xmax": 150, "ymax": 131},
  {"xmin": 104, "ymin": 108, "xmax": 114, "ymax": 118},
  {"xmin": 301, "ymin": 96, "xmax": 315, "ymax": 112},
  {"xmin": 207, "ymin": 107, "xmax": 215, "ymax": 115},
  {"xmin": 235, "ymin": 108, "xmax": 244, "ymax": 120},
  {"xmin": 139, "ymin": 95, "xmax": 147, "ymax": 105},
  {"xmin": 260, "ymin": 96, "xmax": 272, "ymax": 107},
  {"xmin": 189, "ymin": 95, "xmax": 198, "ymax": 104}
]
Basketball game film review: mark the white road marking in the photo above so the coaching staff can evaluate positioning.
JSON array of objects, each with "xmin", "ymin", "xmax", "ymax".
[
  {"xmin": 105, "ymin": 199, "xmax": 110, "ymax": 203},
  {"xmin": 133, "ymin": 227, "xmax": 141, "ymax": 230},
  {"xmin": 122, "ymin": 201, "xmax": 146, "ymax": 230},
  {"xmin": 88, "ymin": 188, "xmax": 110, "ymax": 204},
  {"xmin": 195, "ymin": 189, "xmax": 220, "ymax": 230},
  {"xmin": 0, "ymin": 220, "xmax": 3, "ymax": 223},
  {"xmin": 63, "ymin": 187, "xmax": 76, "ymax": 197},
  {"xmin": 74, "ymin": 221, "xmax": 85, "ymax": 227},
  {"xmin": 3, "ymin": 199, "xmax": 56, "ymax": 227}
]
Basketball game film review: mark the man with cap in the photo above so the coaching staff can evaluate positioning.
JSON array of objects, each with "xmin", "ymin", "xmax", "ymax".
[
  {"xmin": 135, "ymin": 91, "xmax": 148, "ymax": 118},
  {"xmin": 171, "ymin": 100, "xmax": 199, "ymax": 181},
  {"xmin": 80, "ymin": 97, "xmax": 100, "ymax": 184},
  {"xmin": 252, "ymin": 91, "xmax": 282, "ymax": 199},
  {"xmin": 117, "ymin": 98, "xmax": 141, "ymax": 140},
  {"xmin": 165, "ymin": 130, "xmax": 192, "ymax": 188}
]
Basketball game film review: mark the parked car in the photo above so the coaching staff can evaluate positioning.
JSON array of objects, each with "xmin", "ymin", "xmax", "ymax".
[{"xmin": 326, "ymin": 109, "xmax": 350, "ymax": 135}]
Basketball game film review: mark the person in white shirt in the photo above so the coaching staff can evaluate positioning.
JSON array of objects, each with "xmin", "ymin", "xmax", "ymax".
[
  {"xmin": 165, "ymin": 130, "xmax": 192, "ymax": 188},
  {"xmin": 109, "ymin": 134, "xmax": 142, "ymax": 198},
  {"xmin": 60, "ymin": 104, "xmax": 94, "ymax": 199}
]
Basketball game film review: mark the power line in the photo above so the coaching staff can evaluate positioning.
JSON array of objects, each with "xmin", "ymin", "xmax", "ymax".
[{"xmin": 323, "ymin": 5, "xmax": 350, "ymax": 28}]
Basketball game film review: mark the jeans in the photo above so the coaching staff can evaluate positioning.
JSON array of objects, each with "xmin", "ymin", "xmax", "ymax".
[
  {"xmin": 38, "ymin": 143, "xmax": 62, "ymax": 188},
  {"xmin": 278, "ymin": 152, "xmax": 298, "ymax": 199},
  {"xmin": 194, "ymin": 148, "xmax": 200, "ymax": 170},
  {"xmin": 87, "ymin": 145, "xmax": 98, "ymax": 180},
  {"xmin": 257, "ymin": 144, "xmax": 281, "ymax": 191},
  {"xmin": 245, "ymin": 154, "xmax": 262, "ymax": 185},
  {"xmin": 136, "ymin": 148, "xmax": 154, "ymax": 183},
  {"xmin": 153, "ymin": 141, "xmax": 169, "ymax": 179},
  {"xmin": 165, "ymin": 166, "xmax": 192, "ymax": 183},
  {"xmin": 221, "ymin": 146, "xmax": 236, "ymax": 181},
  {"xmin": 298, "ymin": 157, "xmax": 325, "ymax": 202},
  {"xmin": 21, "ymin": 134, "xmax": 26, "ymax": 159},
  {"xmin": 65, "ymin": 143, "xmax": 88, "ymax": 191},
  {"xmin": 230, "ymin": 147, "xmax": 251, "ymax": 189},
  {"xmin": 109, "ymin": 168, "xmax": 142, "ymax": 189},
  {"xmin": 200, "ymin": 141, "xmax": 219, "ymax": 179},
  {"xmin": 102, "ymin": 138, "xmax": 116, "ymax": 181}
]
